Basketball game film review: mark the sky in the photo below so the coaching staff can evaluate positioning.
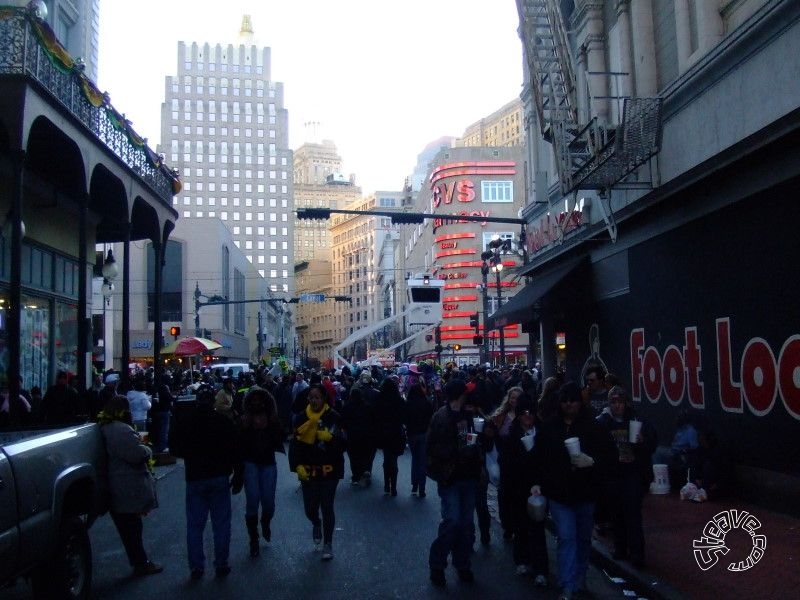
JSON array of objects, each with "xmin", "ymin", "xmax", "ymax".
[{"xmin": 97, "ymin": 0, "xmax": 524, "ymax": 195}]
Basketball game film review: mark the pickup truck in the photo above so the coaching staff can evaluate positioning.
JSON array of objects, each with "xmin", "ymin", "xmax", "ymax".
[{"xmin": 0, "ymin": 423, "xmax": 107, "ymax": 599}]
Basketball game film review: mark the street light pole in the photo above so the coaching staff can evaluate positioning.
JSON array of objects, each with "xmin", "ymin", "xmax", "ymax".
[
  {"xmin": 480, "ymin": 264, "xmax": 490, "ymax": 365},
  {"xmin": 494, "ymin": 264, "xmax": 506, "ymax": 364}
]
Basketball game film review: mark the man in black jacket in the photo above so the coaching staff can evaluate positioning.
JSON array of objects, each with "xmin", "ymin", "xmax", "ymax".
[
  {"xmin": 426, "ymin": 378, "xmax": 483, "ymax": 587},
  {"xmin": 169, "ymin": 384, "xmax": 244, "ymax": 580}
]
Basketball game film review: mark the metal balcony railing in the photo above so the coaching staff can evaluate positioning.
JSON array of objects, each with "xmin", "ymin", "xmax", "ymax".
[{"xmin": 0, "ymin": 6, "xmax": 180, "ymax": 202}]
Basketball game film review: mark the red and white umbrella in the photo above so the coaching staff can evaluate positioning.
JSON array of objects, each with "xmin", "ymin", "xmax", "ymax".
[{"xmin": 161, "ymin": 336, "xmax": 222, "ymax": 356}]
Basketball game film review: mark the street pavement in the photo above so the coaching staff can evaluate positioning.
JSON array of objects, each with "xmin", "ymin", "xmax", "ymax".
[{"xmin": 5, "ymin": 450, "xmax": 652, "ymax": 600}]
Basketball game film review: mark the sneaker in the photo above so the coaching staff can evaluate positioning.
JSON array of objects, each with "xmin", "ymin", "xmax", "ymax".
[
  {"xmin": 430, "ymin": 568, "xmax": 446, "ymax": 587},
  {"xmin": 133, "ymin": 561, "xmax": 163, "ymax": 577},
  {"xmin": 515, "ymin": 564, "xmax": 531, "ymax": 575},
  {"xmin": 215, "ymin": 565, "xmax": 231, "ymax": 578},
  {"xmin": 189, "ymin": 569, "xmax": 204, "ymax": 581},
  {"xmin": 312, "ymin": 524, "xmax": 322, "ymax": 546},
  {"xmin": 321, "ymin": 543, "xmax": 333, "ymax": 561},
  {"xmin": 533, "ymin": 574, "xmax": 548, "ymax": 587},
  {"xmin": 411, "ymin": 484, "xmax": 418, "ymax": 496},
  {"xmin": 457, "ymin": 568, "xmax": 475, "ymax": 583}
]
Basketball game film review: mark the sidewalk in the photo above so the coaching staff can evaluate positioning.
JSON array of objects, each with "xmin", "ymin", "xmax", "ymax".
[{"xmin": 589, "ymin": 490, "xmax": 800, "ymax": 600}]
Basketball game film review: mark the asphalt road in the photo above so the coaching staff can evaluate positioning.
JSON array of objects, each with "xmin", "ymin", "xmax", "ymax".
[{"xmin": 6, "ymin": 450, "xmax": 644, "ymax": 600}]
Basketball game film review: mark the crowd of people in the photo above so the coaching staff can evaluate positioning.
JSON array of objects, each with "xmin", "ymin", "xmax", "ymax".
[{"xmin": 2, "ymin": 358, "xmax": 728, "ymax": 599}]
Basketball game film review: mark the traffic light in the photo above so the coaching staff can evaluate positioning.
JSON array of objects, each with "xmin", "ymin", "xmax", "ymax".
[
  {"xmin": 434, "ymin": 326, "xmax": 441, "ymax": 345},
  {"xmin": 390, "ymin": 212, "xmax": 426, "ymax": 225},
  {"xmin": 453, "ymin": 344, "xmax": 462, "ymax": 351},
  {"xmin": 473, "ymin": 335, "xmax": 483, "ymax": 345},
  {"xmin": 469, "ymin": 312, "xmax": 479, "ymax": 330},
  {"xmin": 296, "ymin": 208, "xmax": 332, "ymax": 220},
  {"xmin": 169, "ymin": 326, "xmax": 180, "ymax": 338},
  {"xmin": 434, "ymin": 344, "xmax": 443, "ymax": 354}
]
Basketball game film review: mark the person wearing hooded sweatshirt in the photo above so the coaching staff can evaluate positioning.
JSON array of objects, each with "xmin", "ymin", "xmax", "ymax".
[{"xmin": 289, "ymin": 383, "xmax": 346, "ymax": 561}]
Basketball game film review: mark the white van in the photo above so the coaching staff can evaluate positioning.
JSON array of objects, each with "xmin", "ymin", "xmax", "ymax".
[{"xmin": 210, "ymin": 363, "xmax": 250, "ymax": 379}]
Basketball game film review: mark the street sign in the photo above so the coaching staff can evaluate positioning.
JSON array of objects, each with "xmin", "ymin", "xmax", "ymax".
[{"xmin": 299, "ymin": 293, "xmax": 326, "ymax": 303}]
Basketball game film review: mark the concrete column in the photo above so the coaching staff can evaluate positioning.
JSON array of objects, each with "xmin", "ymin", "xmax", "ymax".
[
  {"xmin": 575, "ymin": 1, "xmax": 609, "ymax": 125},
  {"xmin": 695, "ymin": 0, "xmax": 724, "ymax": 55},
  {"xmin": 675, "ymin": 0, "xmax": 692, "ymax": 73},
  {"xmin": 616, "ymin": 0, "xmax": 634, "ymax": 101},
  {"xmin": 630, "ymin": 0, "xmax": 658, "ymax": 96}
]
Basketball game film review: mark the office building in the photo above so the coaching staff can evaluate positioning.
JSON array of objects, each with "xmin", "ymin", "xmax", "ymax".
[{"xmin": 158, "ymin": 15, "xmax": 294, "ymax": 296}]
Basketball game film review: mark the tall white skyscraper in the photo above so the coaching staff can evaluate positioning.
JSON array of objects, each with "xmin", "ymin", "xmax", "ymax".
[{"xmin": 158, "ymin": 16, "xmax": 294, "ymax": 296}]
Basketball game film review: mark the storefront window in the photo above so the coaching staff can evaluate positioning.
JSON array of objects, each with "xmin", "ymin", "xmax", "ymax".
[{"xmin": 54, "ymin": 301, "xmax": 78, "ymax": 380}]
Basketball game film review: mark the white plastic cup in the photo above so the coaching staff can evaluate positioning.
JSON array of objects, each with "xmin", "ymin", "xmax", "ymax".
[
  {"xmin": 466, "ymin": 432, "xmax": 478, "ymax": 446},
  {"xmin": 527, "ymin": 494, "xmax": 547, "ymax": 522},
  {"xmin": 521, "ymin": 433, "xmax": 534, "ymax": 451},
  {"xmin": 139, "ymin": 431, "xmax": 150, "ymax": 445},
  {"xmin": 473, "ymin": 417, "xmax": 485, "ymax": 432},
  {"xmin": 564, "ymin": 436, "xmax": 581, "ymax": 456},
  {"xmin": 628, "ymin": 419, "xmax": 643, "ymax": 443}
]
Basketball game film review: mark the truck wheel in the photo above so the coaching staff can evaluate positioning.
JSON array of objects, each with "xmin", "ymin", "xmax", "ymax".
[{"xmin": 31, "ymin": 516, "xmax": 92, "ymax": 600}]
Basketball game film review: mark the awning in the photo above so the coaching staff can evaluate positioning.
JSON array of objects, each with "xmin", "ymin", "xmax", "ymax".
[{"xmin": 487, "ymin": 256, "xmax": 587, "ymax": 328}]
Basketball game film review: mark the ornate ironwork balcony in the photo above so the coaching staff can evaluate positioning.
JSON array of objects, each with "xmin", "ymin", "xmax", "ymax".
[{"xmin": 0, "ymin": 6, "xmax": 180, "ymax": 202}]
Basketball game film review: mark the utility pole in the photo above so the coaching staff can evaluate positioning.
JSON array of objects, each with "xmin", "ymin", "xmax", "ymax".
[
  {"xmin": 257, "ymin": 311, "xmax": 263, "ymax": 360},
  {"xmin": 495, "ymin": 266, "xmax": 505, "ymax": 363}
]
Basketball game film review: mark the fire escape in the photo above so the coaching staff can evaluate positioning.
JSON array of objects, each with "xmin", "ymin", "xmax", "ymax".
[{"xmin": 517, "ymin": 0, "xmax": 663, "ymax": 241}]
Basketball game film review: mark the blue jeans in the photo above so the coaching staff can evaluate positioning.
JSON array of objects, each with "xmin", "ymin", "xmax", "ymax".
[
  {"xmin": 151, "ymin": 411, "xmax": 170, "ymax": 453},
  {"xmin": 407, "ymin": 433, "xmax": 427, "ymax": 492},
  {"xmin": 244, "ymin": 462, "xmax": 277, "ymax": 519},
  {"xmin": 549, "ymin": 499, "xmax": 595, "ymax": 593},
  {"xmin": 429, "ymin": 479, "xmax": 477, "ymax": 571},
  {"xmin": 185, "ymin": 476, "xmax": 232, "ymax": 571}
]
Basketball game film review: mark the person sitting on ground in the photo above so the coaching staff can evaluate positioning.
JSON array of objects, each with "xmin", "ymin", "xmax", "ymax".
[
  {"xmin": 684, "ymin": 428, "xmax": 729, "ymax": 501},
  {"xmin": 653, "ymin": 410, "xmax": 700, "ymax": 487}
]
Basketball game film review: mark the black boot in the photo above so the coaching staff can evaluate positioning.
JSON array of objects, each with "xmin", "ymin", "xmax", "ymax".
[
  {"xmin": 245, "ymin": 515, "xmax": 260, "ymax": 557},
  {"xmin": 260, "ymin": 515, "xmax": 272, "ymax": 542}
]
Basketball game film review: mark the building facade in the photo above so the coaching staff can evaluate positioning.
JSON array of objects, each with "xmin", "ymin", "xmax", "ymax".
[
  {"xmin": 402, "ymin": 146, "xmax": 529, "ymax": 365},
  {"xmin": 0, "ymin": 6, "xmax": 178, "ymax": 398},
  {"xmin": 11, "ymin": 0, "xmax": 101, "ymax": 81},
  {"xmin": 457, "ymin": 98, "xmax": 524, "ymax": 149},
  {"xmin": 158, "ymin": 16, "xmax": 294, "ymax": 296},
  {"xmin": 116, "ymin": 218, "xmax": 281, "ymax": 368},
  {"xmin": 293, "ymin": 140, "xmax": 361, "ymax": 263},
  {"xmin": 507, "ymin": 0, "xmax": 800, "ymax": 511},
  {"xmin": 330, "ymin": 191, "xmax": 404, "ymax": 364}
]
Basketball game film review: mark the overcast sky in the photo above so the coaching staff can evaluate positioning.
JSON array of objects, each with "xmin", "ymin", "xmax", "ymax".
[{"xmin": 97, "ymin": 0, "xmax": 524, "ymax": 195}]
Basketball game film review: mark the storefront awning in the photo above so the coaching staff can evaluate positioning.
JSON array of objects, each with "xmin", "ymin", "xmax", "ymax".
[{"xmin": 488, "ymin": 256, "xmax": 586, "ymax": 328}]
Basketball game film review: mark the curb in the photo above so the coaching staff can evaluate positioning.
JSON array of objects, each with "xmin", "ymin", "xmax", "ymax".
[{"xmin": 589, "ymin": 537, "xmax": 692, "ymax": 600}]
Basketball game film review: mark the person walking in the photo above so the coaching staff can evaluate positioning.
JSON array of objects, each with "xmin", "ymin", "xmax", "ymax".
[
  {"xmin": 530, "ymin": 381, "xmax": 615, "ymax": 600},
  {"xmin": 339, "ymin": 386, "xmax": 376, "ymax": 487},
  {"xmin": 373, "ymin": 376, "xmax": 407, "ymax": 497},
  {"xmin": 98, "ymin": 394, "xmax": 162, "ymax": 577},
  {"xmin": 169, "ymin": 384, "xmax": 244, "ymax": 579},
  {"xmin": 404, "ymin": 380, "xmax": 435, "ymax": 497},
  {"xmin": 426, "ymin": 378, "xmax": 483, "ymax": 587},
  {"xmin": 596, "ymin": 385, "xmax": 657, "ymax": 568},
  {"xmin": 239, "ymin": 386, "xmax": 285, "ymax": 557},
  {"xmin": 289, "ymin": 383, "xmax": 346, "ymax": 561}
]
